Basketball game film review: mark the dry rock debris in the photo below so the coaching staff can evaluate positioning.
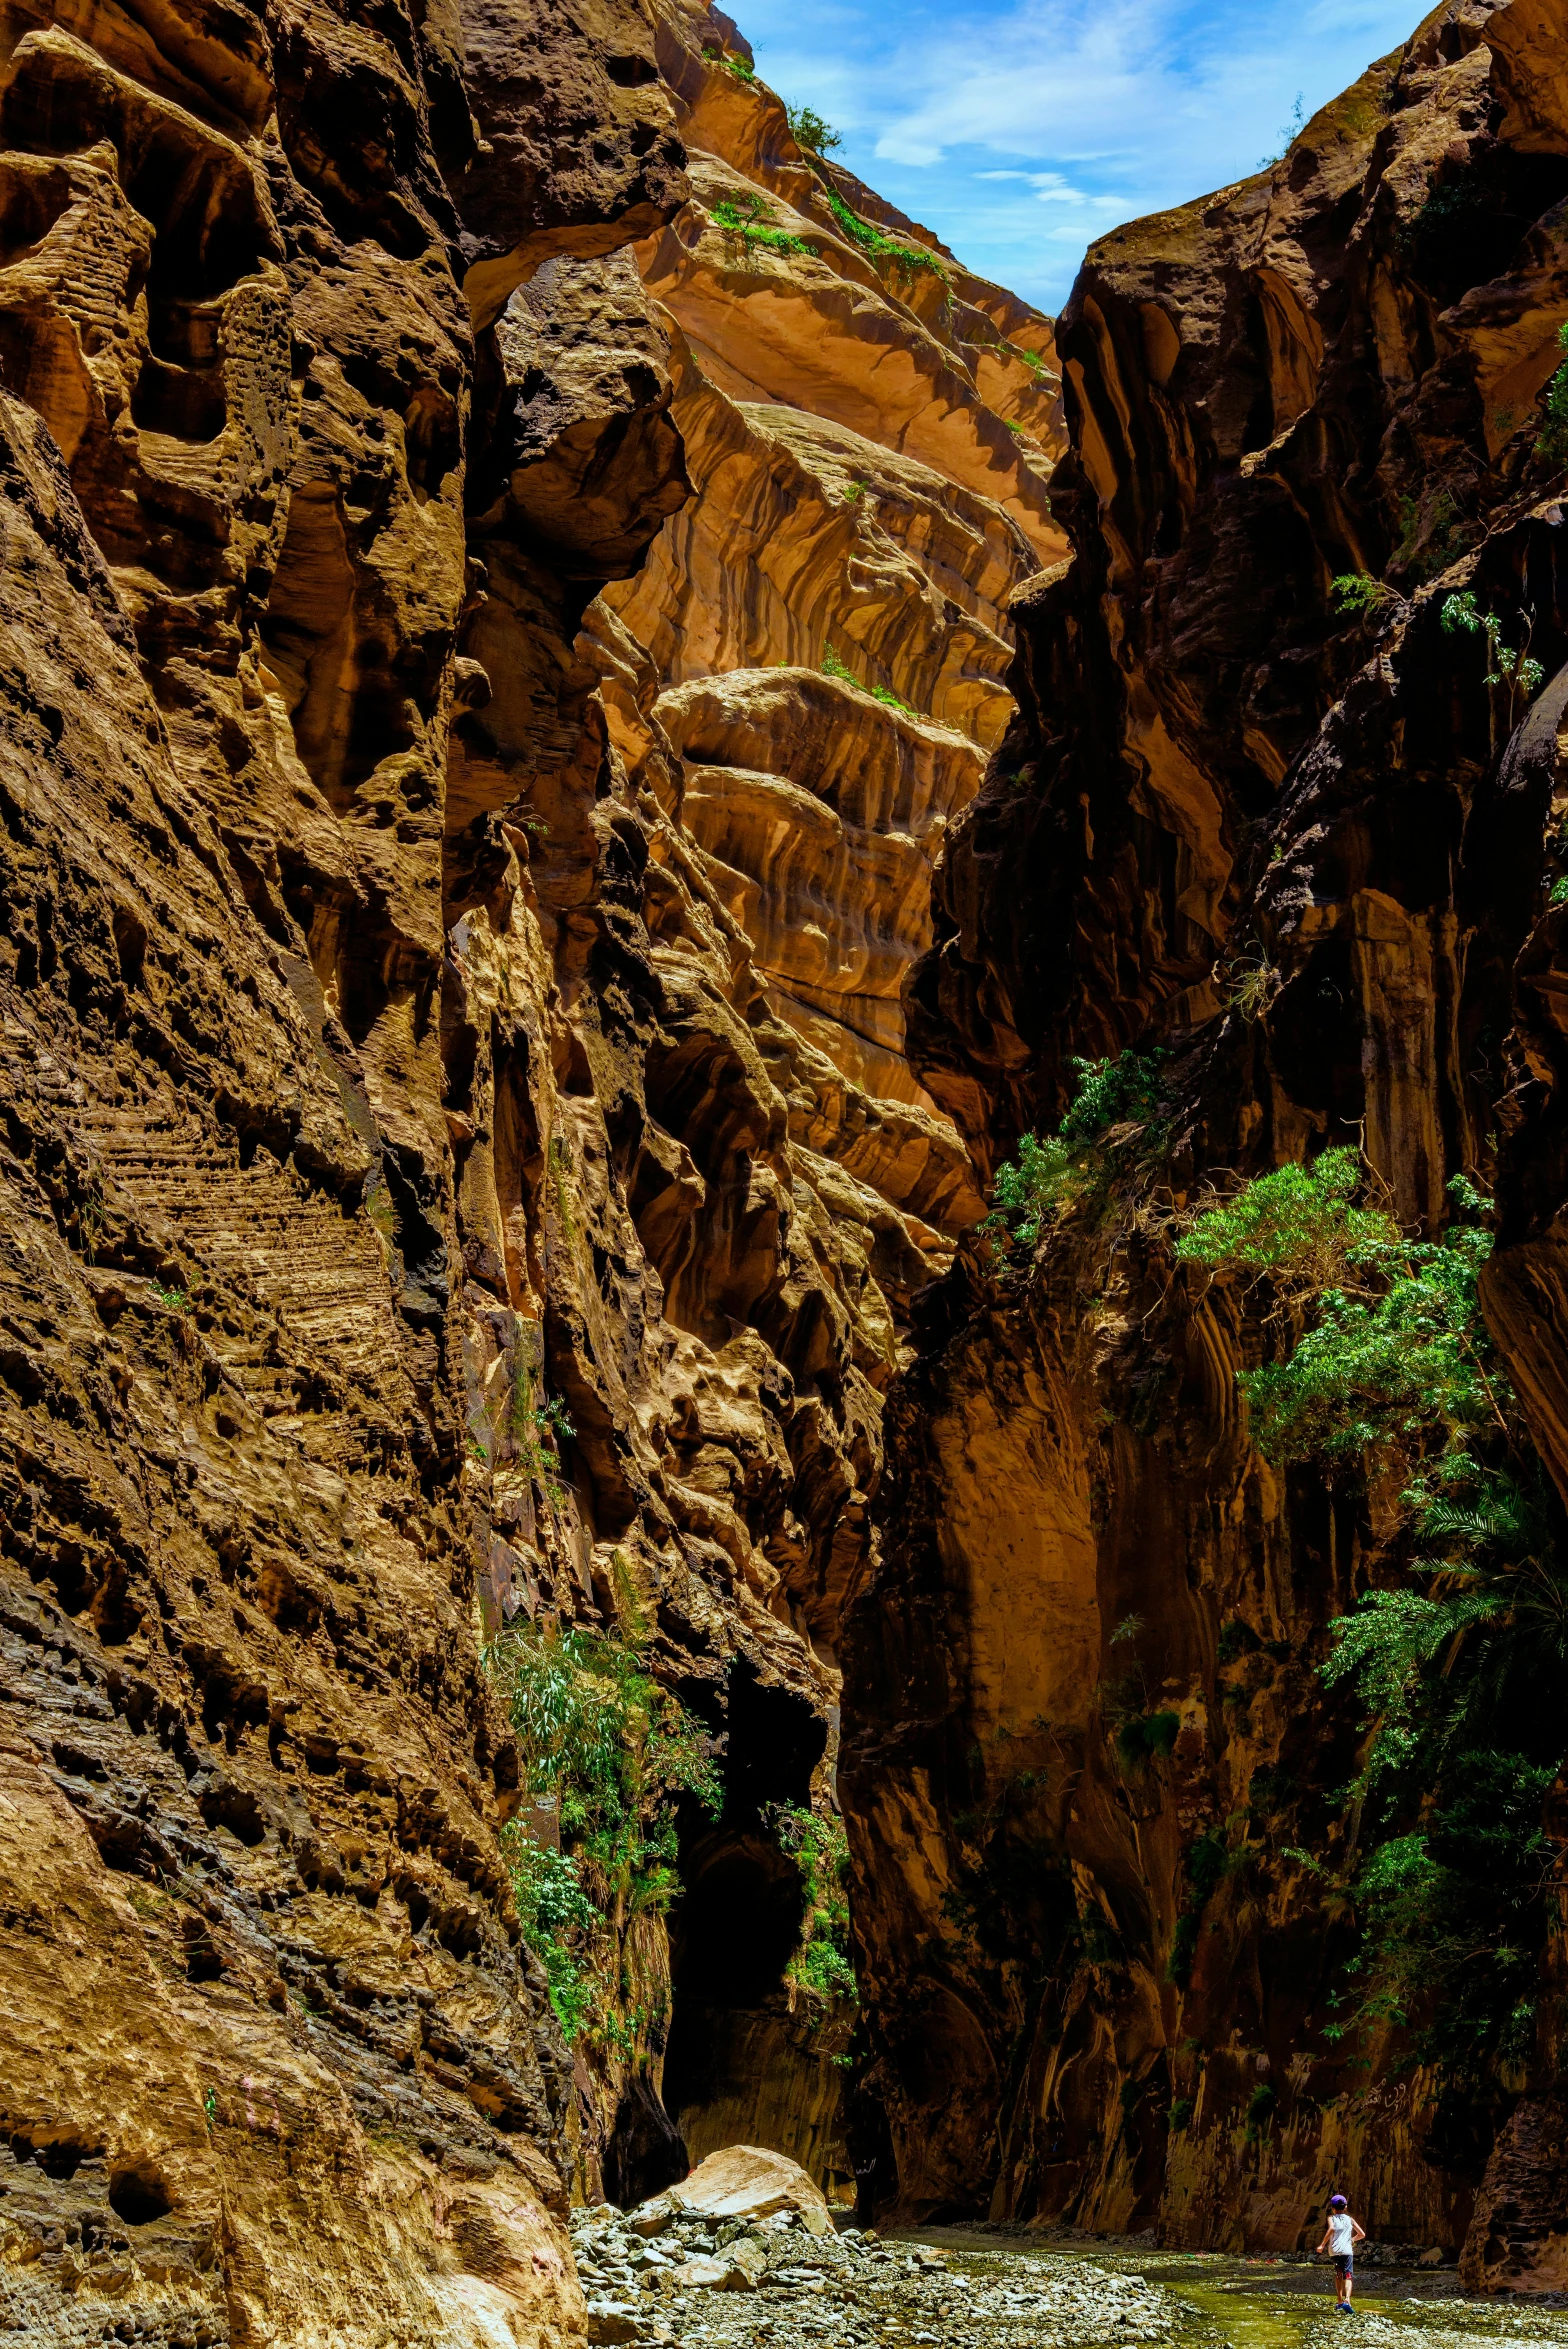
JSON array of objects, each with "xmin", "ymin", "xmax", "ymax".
[{"xmin": 571, "ymin": 2204, "xmax": 1176, "ymax": 2349}]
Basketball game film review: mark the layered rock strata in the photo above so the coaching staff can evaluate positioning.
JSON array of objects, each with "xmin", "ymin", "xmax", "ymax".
[
  {"xmin": 532, "ymin": 0, "xmax": 1064, "ymax": 2179},
  {"xmin": 843, "ymin": 0, "xmax": 1568, "ymax": 2278},
  {"xmin": 0, "ymin": 0, "xmax": 1056, "ymax": 2338}
]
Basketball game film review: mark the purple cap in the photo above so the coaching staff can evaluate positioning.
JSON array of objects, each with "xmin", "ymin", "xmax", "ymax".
[{"xmin": 1330, "ymin": 2195, "xmax": 1347, "ymax": 2209}]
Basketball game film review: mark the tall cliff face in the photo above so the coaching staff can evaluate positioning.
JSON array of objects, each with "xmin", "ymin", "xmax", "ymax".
[
  {"xmin": 844, "ymin": 0, "xmax": 1568, "ymax": 2279},
  {"xmin": 0, "ymin": 4, "xmax": 685, "ymax": 2342},
  {"xmin": 445, "ymin": 0, "xmax": 1064, "ymax": 2204},
  {"xmin": 0, "ymin": 0, "xmax": 1054, "ymax": 2339}
]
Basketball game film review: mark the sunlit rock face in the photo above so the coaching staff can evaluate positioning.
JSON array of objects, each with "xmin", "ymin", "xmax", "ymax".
[
  {"xmin": 843, "ymin": 0, "xmax": 1568, "ymax": 2271},
  {"xmin": 0, "ymin": 0, "xmax": 1055, "ymax": 2328},
  {"xmin": 550, "ymin": 0, "xmax": 1063, "ymax": 2181}
]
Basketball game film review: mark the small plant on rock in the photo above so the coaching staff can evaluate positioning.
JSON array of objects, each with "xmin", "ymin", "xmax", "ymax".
[
  {"xmin": 1331, "ymin": 572, "xmax": 1392, "ymax": 618},
  {"xmin": 1259, "ymin": 92, "xmax": 1305, "ymax": 169},
  {"xmin": 508, "ymin": 1366, "xmax": 575, "ymax": 1500},
  {"xmin": 767, "ymin": 1803, "xmax": 858, "ymax": 2002},
  {"xmin": 1116, "ymin": 1709, "xmax": 1181, "ymax": 1769},
  {"xmin": 1537, "ymin": 321, "xmax": 1568, "ymax": 467},
  {"xmin": 987, "ymin": 1050, "xmax": 1168, "ymax": 1248},
  {"xmin": 786, "ymin": 102, "xmax": 841, "ymax": 154},
  {"xmin": 711, "ymin": 191, "xmax": 812, "ymax": 262},
  {"xmin": 1219, "ymin": 950, "xmax": 1281, "ymax": 1024},
  {"xmin": 1440, "ymin": 588, "xmax": 1543, "ymax": 742},
  {"xmin": 822, "ymin": 640, "xmax": 919, "ymax": 717},
  {"xmin": 1392, "ymin": 488, "xmax": 1463, "ymax": 583},
  {"xmin": 823, "ymin": 186, "xmax": 949, "ymax": 294}
]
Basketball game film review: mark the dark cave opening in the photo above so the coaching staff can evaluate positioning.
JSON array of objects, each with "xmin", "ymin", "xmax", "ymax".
[{"xmin": 647, "ymin": 1654, "xmax": 854, "ymax": 2201}]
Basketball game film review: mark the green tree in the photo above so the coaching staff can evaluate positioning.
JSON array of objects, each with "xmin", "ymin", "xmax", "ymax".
[
  {"xmin": 486, "ymin": 1626, "xmax": 721, "ymax": 2039},
  {"xmin": 786, "ymin": 102, "xmax": 841, "ymax": 154},
  {"xmin": 1180, "ymin": 1148, "xmax": 1567, "ymax": 2080},
  {"xmin": 988, "ymin": 1051, "xmax": 1167, "ymax": 1246}
]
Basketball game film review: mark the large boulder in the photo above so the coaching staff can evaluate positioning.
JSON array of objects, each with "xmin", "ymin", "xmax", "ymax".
[{"xmin": 632, "ymin": 2144, "xmax": 833, "ymax": 2237}]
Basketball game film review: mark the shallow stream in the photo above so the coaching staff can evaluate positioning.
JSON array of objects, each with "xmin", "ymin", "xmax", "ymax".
[{"xmin": 914, "ymin": 2238, "xmax": 1568, "ymax": 2349}]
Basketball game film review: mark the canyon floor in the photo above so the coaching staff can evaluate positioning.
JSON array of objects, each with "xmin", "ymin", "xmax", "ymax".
[{"xmin": 570, "ymin": 2226, "xmax": 1568, "ymax": 2349}]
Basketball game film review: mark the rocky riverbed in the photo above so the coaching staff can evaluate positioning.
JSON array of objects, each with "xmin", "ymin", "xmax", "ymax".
[
  {"xmin": 571, "ymin": 2217, "xmax": 1568, "ymax": 2349},
  {"xmin": 571, "ymin": 2203, "xmax": 1177, "ymax": 2347}
]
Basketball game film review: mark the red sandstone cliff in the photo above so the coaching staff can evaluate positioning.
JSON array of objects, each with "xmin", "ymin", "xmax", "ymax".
[
  {"xmin": 0, "ymin": 0, "xmax": 1048, "ymax": 2337},
  {"xmin": 844, "ymin": 0, "xmax": 1568, "ymax": 2284},
  {"xmin": 18, "ymin": 0, "xmax": 1568, "ymax": 2318}
]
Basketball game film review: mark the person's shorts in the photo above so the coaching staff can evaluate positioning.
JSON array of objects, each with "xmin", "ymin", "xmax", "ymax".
[{"xmin": 1334, "ymin": 2256, "xmax": 1354, "ymax": 2276}]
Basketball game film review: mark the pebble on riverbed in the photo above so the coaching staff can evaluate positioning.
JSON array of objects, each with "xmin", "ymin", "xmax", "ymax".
[{"xmin": 568, "ymin": 2203, "xmax": 1179, "ymax": 2349}]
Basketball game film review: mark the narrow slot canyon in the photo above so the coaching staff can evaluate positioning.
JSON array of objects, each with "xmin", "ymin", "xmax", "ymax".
[{"xmin": 9, "ymin": 0, "xmax": 1568, "ymax": 2344}]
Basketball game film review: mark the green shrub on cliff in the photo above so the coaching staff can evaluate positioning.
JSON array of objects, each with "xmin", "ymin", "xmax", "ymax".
[
  {"xmin": 1440, "ymin": 588, "xmax": 1544, "ymax": 719},
  {"xmin": 1330, "ymin": 572, "xmax": 1391, "ymax": 619},
  {"xmin": 1165, "ymin": 1826, "xmax": 1239, "ymax": 1988},
  {"xmin": 507, "ymin": 1842, "xmax": 598, "ymax": 2041},
  {"xmin": 1176, "ymin": 1145, "xmax": 1390, "ymax": 1287},
  {"xmin": 1115, "ymin": 1709, "xmax": 1180, "ymax": 1768},
  {"xmin": 1183, "ymin": 1148, "xmax": 1567, "ymax": 2081},
  {"xmin": 786, "ymin": 102, "xmax": 841, "ymax": 155},
  {"xmin": 1177, "ymin": 1156, "xmax": 1502, "ymax": 1467},
  {"xmin": 987, "ymin": 1049, "xmax": 1168, "ymax": 1246},
  {"xmin": 767, "ymin": 1803, "xmax": 857, "ymax": 2002},
  {"xmin": 1326, "ymin": 1755, "xmax": 1554, "ymax": 2071},
  {"xmin": 711, "ymin": 192, "xmax": 813, "ymax": 261},
  {"xmin": 487, "ymin": 1625, "xmax": 721, "ymax": 2038},
  {"xmin": 822, "ymin": 186, "xmax": 949, "ymax": 290},
  {"xmin": 822, "ymin": 639, "xmax": 919, "ymax": 717},
  {"xmin": 1536, "ymin": 320, "xmax": 1568, "ymax": 466}
]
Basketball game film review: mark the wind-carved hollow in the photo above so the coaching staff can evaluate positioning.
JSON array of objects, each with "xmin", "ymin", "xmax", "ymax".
[
  {"xmin": 131, "ymin": 352, "xmax": 226, "ymax": 442},
  {"xmin": 2, "ymin": 31, "xmax": 276, "ymax": 302},
  {"xmin": 108, "ymin": 2170, "xmax": 173, "ymax": 2226},
  {"xmin": 0, "ymin": 151, "xmax": 76, "ymax": 266},
  {"xmin": 403, "ymin": 383, "xmax": 461, "ymax": 501},
  {"xmin": 260, "ymin": 491, "xmax": 418, "ymax": 809},
  {"xmin": 271, "ymin": 34, "xmax": 435, "ymax": 263},
  {"xmin": 336, "ymin": 349, "xmax": 464, "ymax": 504}
]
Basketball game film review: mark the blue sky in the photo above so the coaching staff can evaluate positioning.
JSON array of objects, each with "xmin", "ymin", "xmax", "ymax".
[{"xmin": 730, "ymin": 0, "xmax": 1429, "ymax": 312}]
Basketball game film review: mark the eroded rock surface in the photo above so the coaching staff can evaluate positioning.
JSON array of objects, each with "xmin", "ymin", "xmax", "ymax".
[{"xmin": 0, "ymin": 0, "xmax": 1047, "ymax": 2335}]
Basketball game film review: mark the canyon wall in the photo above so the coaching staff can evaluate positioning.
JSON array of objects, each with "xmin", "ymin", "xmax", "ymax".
[
  {"xmin": 23, "ymin": 0, "xmax": 1568, "ymax": 2308},
  {"xmin": 0, "ymin": 0, "xmax": 1053, "ymax": 2339},
  {"xmin": 843, "ymin": 0, "xmax": 1568, "ymax": 2283}
]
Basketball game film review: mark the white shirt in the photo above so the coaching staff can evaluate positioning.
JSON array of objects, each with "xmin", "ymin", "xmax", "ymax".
[{"xmin": 1327, "ymin": 2214, "xmax": 1355, "ymax": 2255}]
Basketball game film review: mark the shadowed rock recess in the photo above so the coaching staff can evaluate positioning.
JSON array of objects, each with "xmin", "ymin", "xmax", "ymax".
[{"xmin": 0, "ymin": 0, "xmax": 1059, "ymax": 2338}]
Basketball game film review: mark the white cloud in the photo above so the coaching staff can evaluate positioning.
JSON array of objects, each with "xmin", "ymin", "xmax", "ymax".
[
  {"xmin": 736, "ymin": 0, "xmax": 1428, "ymax": 308},
  {"xmin": 866, "ymin": 0, "xmax": 1415, "ymax": 175}
]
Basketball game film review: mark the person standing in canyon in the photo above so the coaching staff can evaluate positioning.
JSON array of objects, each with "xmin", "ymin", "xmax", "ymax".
[{"xmin": 1316, "ymin": 2195, "xmax": 1365, "ymax": 2312}]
